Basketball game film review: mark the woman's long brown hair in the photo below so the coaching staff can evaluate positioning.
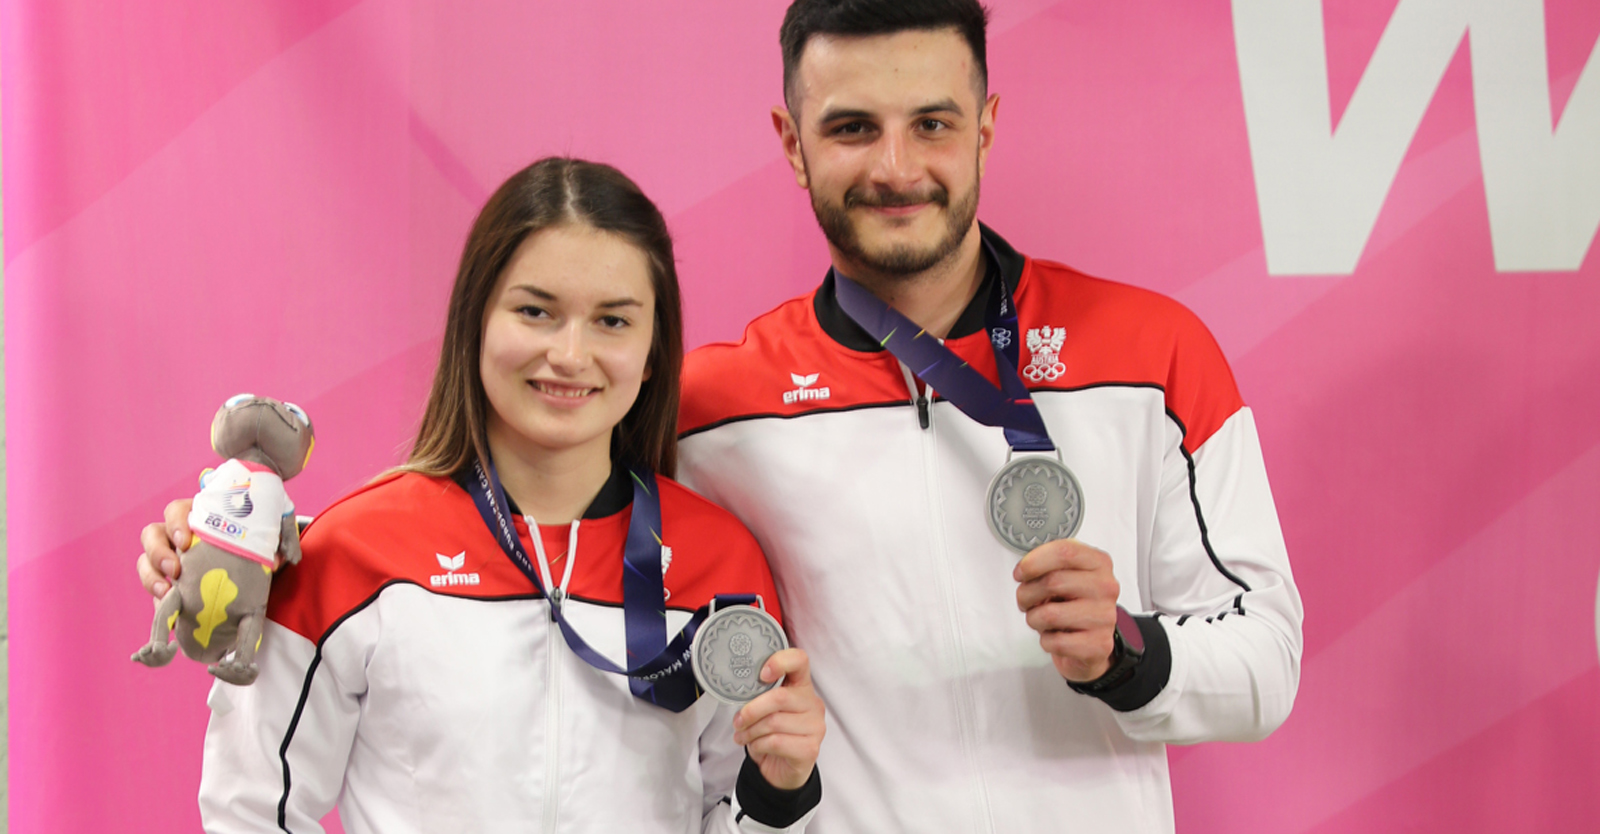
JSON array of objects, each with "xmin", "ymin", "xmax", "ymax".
[{"xmin": 402, "ymin": 157, "xmax": 683, "ymax": 479}]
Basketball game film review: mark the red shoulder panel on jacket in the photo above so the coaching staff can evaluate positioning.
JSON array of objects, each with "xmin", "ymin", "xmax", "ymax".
[
  {"xmin": 1010, "ymin": 258, "xmax": 1244, "ymax": 452},
  {"xmin": 681, "ymin": 292, "xmax": 912, "ymax": 435},
  {"xmin": 680, "ymin": 256, "xmax": 1245, "ymax": 454},
  {"xmin": 268, "ymin": 472, "xmax": 783, "ymax": 642},
  {"xmin": 268, "ymin": 473, "xmax": 539, "ymax": 642}
]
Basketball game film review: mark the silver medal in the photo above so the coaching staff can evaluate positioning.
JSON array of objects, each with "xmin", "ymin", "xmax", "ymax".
[
  {"xmin": 691, "ymin": 601, "xmax": 789, "ymax": 705},
  {"xmin": 986, "ymin": 454, "xmax": 1084, "ymax": 553}
]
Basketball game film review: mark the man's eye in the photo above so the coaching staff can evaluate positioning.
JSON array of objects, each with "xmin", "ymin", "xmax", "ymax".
[
  {"xmin": 919, "ymin": 119, "xmax": 948, "ymax": 131},
  {"xmin": 834, "ymin": 122, "xmax": 871, "ymax": 136}
]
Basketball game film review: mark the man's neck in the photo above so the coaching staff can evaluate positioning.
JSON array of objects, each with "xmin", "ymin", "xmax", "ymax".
[
  {"xmin": 834, "ymin": 226, "xmax": 985, "ymax": 339},
  {"xmin": 486, "ymin": 429, "xmax": 612, "ymax": 526}
]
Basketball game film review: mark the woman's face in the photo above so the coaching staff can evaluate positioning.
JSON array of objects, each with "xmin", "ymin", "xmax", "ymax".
[{"xmin": 480, "ymin": 224, "xmax": 655, "ymax": 466}]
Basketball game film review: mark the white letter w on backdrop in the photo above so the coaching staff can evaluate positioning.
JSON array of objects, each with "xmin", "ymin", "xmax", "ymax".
[{"xmin": 1234, "ymin": 0, "xmax": 1600, "ymax": 274}]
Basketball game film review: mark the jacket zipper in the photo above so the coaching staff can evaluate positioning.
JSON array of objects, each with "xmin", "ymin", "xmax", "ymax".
[
  {"xmin": 538, "ymin": 523, "xmax": 565, "ymax": 834},
  {"xmin": 543, "ymin": 605, "xmax": 562, "ymax": 831},
  {"xmin": 898, "ymin": 362, "xmax": 997, "ymax": 834}
]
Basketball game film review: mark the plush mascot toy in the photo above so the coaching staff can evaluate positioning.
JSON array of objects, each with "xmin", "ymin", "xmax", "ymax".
[{"xmin": 131, "ymin": 394, "xmax": 315, "ymax": 685}]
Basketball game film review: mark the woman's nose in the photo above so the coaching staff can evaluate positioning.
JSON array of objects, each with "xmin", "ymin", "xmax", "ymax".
[{"xmin": 546, "ymin": 323, "xmax": 589, "ymax": 372}]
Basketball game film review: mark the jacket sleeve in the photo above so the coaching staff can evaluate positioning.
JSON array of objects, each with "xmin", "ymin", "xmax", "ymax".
[
  {"xmin": 198, "ymin": 614, "xmax": 369, "ymax": 832},
  {"xmin": 1100, "ymin": 405, "xmax": 1304, "ymax": 743},
  {"xmin": 698, "ymin": 699, "xmax": 822, "ymax": 833}
]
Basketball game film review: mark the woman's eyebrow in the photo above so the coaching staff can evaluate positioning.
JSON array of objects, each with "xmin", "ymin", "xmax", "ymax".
[
  {"xmin": 508, "ymin": 284, "xmax": 556, "ymax": 300},
  {"xmin": 510, "ymin": 284, "xmax": 641, "ymax": 309}
]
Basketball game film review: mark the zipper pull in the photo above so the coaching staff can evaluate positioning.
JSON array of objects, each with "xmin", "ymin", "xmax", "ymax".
[
  {"xmin": 916, "ymin": 393, "xmax": 930, "ymax": 429},
  {"xmin": 548, "ymin": 588, "xmax": 564, "ymax": 620}
]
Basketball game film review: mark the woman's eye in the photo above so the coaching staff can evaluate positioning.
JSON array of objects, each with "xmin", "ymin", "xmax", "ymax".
[
  {"xmin": 599, "ymin": 315, "xmax": 630, "ymax": 329},
  {"xmin": 516, "ymin": 305, "xmax": 551, "ymax": 319}
]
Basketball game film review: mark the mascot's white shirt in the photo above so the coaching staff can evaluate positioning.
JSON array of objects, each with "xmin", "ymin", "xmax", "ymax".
[{"xmin": 189, "ymin": 458, "xmax": 292, "ymax": 566}]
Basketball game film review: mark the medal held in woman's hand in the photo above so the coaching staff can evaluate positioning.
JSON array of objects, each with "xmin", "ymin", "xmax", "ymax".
[{"xmin": 692, "ymin": 602, "xmax": 788, "ymax": 705}]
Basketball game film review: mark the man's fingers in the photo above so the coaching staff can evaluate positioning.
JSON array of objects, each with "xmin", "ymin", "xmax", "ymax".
[
  {"xmin": 163, "ymin": 499, "xmax": 195, "ymax": 551},
  {"xmin": 1015, "ymin": 568, "xmax": 1117, "ymax": 612},
  {"xmin": 1012, "ymin": 539, "xmax": 1110, "ymax": 583},
  {"xmin": 1039, "ymin": 629, "xmax": 1116, "ymax": 681},
  {"xmin": 1038, "ymin": 627, "xmax": 1113, "ymax": 658},
  {"xmin": 1023, "ymin": 598, "xmax": 1115, "ymax": 635}
]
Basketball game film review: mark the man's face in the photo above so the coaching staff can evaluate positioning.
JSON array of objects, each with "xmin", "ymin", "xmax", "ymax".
[{"xmin": 775, "ymin": 28, "xmax": 998, "ymax": 278}]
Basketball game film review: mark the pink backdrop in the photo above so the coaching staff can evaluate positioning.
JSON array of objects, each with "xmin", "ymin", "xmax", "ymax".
[{"xmin": 6, "ymin": 1, "xmax": 1599, "ymax": 831}]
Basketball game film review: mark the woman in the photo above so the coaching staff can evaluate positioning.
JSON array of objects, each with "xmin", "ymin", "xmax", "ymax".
[{"xmin": 137, "ymin": 158, "xmax": 825, "ymax": 833}]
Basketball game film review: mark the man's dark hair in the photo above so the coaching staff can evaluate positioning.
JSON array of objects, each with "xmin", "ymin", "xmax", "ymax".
[{"xmin": 780, "ymin": 0, "xmax": 991, "ymax": 110}]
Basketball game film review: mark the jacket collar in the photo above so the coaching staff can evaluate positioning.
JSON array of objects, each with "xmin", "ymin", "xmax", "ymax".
[{"xmin": 812, "ymin": 223, "xmax": 1025, "ymax": 352}]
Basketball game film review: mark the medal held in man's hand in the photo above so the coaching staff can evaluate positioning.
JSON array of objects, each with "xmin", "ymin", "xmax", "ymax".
[
  {"xmin": 692, "ymin": 602, "xmax": 788, "ymax": 705},
  {"xmin": 987, "ymin": 455, "xmax": 1084, "ymax": 554}
]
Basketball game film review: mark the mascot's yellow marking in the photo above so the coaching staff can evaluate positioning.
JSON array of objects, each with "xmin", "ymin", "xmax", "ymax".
[
  {"xmin": 167, "ymin": 611, "xmax": 179, "ymax": 632},
  {"xmin": 263, "ymin": 564, "xmax": 272, "ymax": 575},
  {"xmin": 194, "ymin": 568, "xmax": 240, "ymax": 649},
  {"xmin": 189, "ymin": 533, "xmax": 202, "ymax": 550}
]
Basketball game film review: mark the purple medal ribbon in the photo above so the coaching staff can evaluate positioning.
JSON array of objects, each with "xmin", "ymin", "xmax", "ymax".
[
  {"xmin": 831, "ymin": 245, "xmax": 1056, "ymax": 452},
  {"xmin": 466, "ymin": 459, "xmax": 751, "ymax": 712}
]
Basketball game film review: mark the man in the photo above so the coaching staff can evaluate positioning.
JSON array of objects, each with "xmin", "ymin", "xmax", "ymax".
[{"xmin": 672, "ymin": 1, "xmax": 1301, "ymax": 831}]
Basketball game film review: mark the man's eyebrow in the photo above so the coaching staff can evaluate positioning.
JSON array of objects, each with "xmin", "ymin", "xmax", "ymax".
[
  {"xmin": 816, "ymin": 100, "xmax": 966, "ymax": 124},
  {"xmin": 817, "ymin": 106, "xmax": 877, "ymax": 124},
  {"xmin": 913, "ymin": 99, "xmax": 964, "ymax": 116}
]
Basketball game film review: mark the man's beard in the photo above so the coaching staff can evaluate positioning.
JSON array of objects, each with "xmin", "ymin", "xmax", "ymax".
[{"xmin": 809, "ymin": 172, "xmax": 980, "ymax": 278}]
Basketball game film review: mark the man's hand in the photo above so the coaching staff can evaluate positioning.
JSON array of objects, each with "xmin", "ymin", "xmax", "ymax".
[
  {"xmin": 732, "ymin": 648, "xmax": 826, "ymax": 790},
  {"xmin": 136, "ymin": 499, "xmax": 195, "ymax": 600},
  {"xmin": 1013, "ymin": 539, "xmax": 1120, "ymax": 682}
]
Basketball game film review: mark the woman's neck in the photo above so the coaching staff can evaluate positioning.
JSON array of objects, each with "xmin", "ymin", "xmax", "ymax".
[{"xmin": 486, "ymin": 428, "xmax": 612, "ymax": 526}]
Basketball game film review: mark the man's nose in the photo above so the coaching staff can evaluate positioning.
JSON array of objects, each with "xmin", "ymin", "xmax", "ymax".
[{"xmin": 868, "ymin": 126, "xmax": 921, "ymax": 191}]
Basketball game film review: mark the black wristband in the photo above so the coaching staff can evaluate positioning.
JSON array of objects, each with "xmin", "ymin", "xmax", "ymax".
[
  {"xmin": 734, "ymin": 751, "xmax": 822, "ymax": 829},
  {"xmin": 1067, "ymin": 614, "xmax": 1171, "ymax": 712}
]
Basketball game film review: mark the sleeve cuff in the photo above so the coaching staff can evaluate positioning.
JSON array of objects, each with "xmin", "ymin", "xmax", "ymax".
[
  {"xmin": 734, "ymin": 752, "xmax": 822, "ymax": 829},
  {"xmin": 1082, "ymin": 614, "xmax": 1173, "ymax": 713}
]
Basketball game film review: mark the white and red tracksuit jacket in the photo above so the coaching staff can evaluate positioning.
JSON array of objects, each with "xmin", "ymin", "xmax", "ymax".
[
  {"xmin": 199, "ymin": 467, "xmax": 821, "ymax": 834},
  {"xmin": 676, "ymin": 225, "xmax": 1303, "ymax": 834}
]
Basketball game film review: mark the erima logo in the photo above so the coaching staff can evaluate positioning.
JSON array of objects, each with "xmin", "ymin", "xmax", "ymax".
[
  {"xmin": 783, "ymin": 372, "xmax": 831, "ymax": 405},
  {"xmin": 430, "ymin": 551, "xmax": 481, "ymax": 587}
]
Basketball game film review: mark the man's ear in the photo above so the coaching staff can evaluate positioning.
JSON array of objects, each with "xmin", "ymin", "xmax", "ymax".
[
  {"xmin": 977, "ymin": 93, "xmax": 1000, "ymax": 179},
  {"xmin": 772, "ymin": 107, "xmax": 809, "ymax": 189}
]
